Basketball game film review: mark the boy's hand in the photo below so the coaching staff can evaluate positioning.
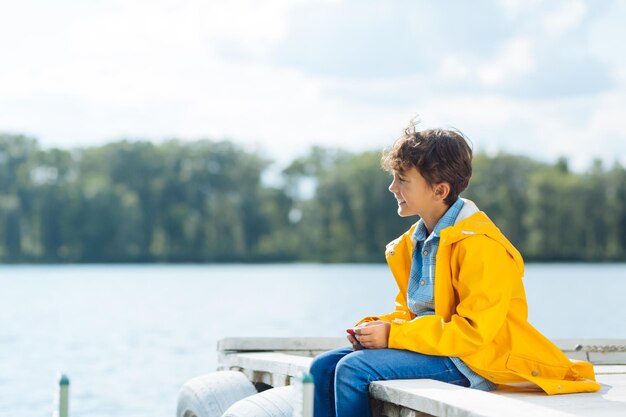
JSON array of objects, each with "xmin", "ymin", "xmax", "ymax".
[{"xmin": 354, "ymin": 321, "xmax": 390, "ymax": 349}]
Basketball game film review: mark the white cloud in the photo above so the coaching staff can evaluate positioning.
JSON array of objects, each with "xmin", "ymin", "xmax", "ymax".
[
  {"xmin": 588, "ymin": 92, "xmax": 626, "ymax": 139},
  {"xmin": 498, "ymin": 0, "xmax": 545, "ymax": 19},
  {"xmin": 0, "ymin": 0, "xmax": 624, "ymax": 171},
  {"xmin": 419, "ymin": 91, "xmax": 626, "ymax": 171},
  {"xmin": 437, "ymin": 37, "xmax": 536, "ymax": 90},
  {"xmin": 440, "ymin": 55, "xmax": 471, "ymax": 81},
  {"xmin": 587, "ymin": 0, "xmax": 626, "ymax": 81},
  {"xmin": 477, "ymin": 37, "xmax": 535, "ymax": 86},
  {"xmin": 542, "ymin": 0, "xmax": 587, "ymax": 36}
]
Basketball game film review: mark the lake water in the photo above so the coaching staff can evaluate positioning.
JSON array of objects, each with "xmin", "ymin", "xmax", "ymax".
[{"xmin": 1, "ymin": 263, "xmax": 625, "ymax": 416}]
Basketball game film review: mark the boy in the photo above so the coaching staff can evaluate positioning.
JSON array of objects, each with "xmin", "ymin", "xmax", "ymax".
[{"xmin": 309, "ymin": 122, "xmax": 599, "ymax": 417}]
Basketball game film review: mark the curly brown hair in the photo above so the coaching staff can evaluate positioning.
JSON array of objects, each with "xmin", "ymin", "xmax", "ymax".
[{"xmin": 382, "ymin": 120, "xmax": 473, "ymax": 206}]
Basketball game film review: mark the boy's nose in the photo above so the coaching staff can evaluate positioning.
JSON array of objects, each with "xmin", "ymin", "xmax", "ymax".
[{"xmin": 388, "ymin": 179, "xmax": 397, "ymax": 193}]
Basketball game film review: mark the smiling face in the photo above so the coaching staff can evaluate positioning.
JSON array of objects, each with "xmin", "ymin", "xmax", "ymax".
[
  {"xmin": 388, "ymin": 166, "xmax": 437, "ymax": 218},
  {"xmin": 388, "ymin": 166, "xmax": 452, "ymax": 234}
]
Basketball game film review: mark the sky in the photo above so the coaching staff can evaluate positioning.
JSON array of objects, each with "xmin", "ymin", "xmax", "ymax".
[{"xmin": 0, "ymin": 0, "xmax": 625, "ymax": 171}]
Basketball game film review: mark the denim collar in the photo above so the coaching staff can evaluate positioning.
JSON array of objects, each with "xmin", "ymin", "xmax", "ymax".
[{"xmin": 413, "ymin": 197, "xmax": 464, "ymax": 242}]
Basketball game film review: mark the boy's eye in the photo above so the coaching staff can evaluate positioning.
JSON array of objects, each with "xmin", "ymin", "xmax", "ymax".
[{"xmin": 398, "ymin": 176, "xmax": 407, "ymax": 182}]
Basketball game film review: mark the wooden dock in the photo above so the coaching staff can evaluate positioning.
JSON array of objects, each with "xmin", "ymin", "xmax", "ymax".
[{"xmin": 179, "ymin": 337, "xmax": 626, "ymax": 417}]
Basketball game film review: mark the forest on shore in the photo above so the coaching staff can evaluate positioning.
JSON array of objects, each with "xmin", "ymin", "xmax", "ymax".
[{"xmin": 1, "ymin": 133, "xmax": 625, "ymax": 263}]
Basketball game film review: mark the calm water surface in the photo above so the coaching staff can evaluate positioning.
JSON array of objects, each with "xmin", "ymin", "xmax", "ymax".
[{"xmin": 1, "ymin": 263, "xmax": 625, "ymax": 416}]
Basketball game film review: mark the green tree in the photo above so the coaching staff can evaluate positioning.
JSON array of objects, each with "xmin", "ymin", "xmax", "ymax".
[
  {"xmin": 465, "ymin": 153, "xmax": 542, "ymax": 250},
  {"xmin": 288, "ymin": 148, "xmax": 413, "ymax": 262},
  {"xmin": 1, "ymin": 131, "xmax": 624, "ymax": 263}
]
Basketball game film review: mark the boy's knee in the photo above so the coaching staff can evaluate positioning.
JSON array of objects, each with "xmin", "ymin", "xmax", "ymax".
[
  {"xmin": 309, "ymin": 355, "xmax": 324, "ymax": 377},
  {"xmin": 310, "ymin": 352, "xmax": 337, "ymax": 379},
  {"xmin": 335, "ymin": 352, "xmax": 367, "ymax": 383}
]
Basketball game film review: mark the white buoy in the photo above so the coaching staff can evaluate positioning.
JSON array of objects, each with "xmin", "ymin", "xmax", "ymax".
[
  {"xmin": 53, "ymin": 373, "xmax": 70, "ymax": 417},
  {"xmin": 177, "ymin": 370, "xmax": 257, "ymax": 417},
  {"xmin": 222, "ymin": 385, "xmax": 296, "ymax": 417}
]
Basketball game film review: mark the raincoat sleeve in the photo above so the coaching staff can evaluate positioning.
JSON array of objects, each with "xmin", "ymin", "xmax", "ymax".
[
  {"xmin": 354, "ymin": 290, "xmax": 413, "ymax": 326},
  {"xmin": 387, "ymin": 236, "xmax": 515, "ymax": 356}
]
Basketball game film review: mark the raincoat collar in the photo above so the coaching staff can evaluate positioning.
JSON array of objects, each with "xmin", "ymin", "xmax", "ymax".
[{"xmin": 441, "ymin": 206, "xmax": 525, "ymax": 277}]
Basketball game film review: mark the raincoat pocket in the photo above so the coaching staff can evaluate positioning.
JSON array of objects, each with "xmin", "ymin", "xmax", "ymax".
[{"xmin": 506, "ymin": 353, "xmax": 569, "ymax": 380}]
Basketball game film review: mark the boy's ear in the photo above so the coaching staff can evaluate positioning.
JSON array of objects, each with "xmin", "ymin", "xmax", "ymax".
[{"xmin": 434, "ymin": 183, "xmax": 451, "ymax": 200}]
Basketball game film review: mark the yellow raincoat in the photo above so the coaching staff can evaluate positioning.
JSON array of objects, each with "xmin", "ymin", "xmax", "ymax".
[{"xmin": 356, "ymin": 211, "xmax": 600, "ymax": 394}]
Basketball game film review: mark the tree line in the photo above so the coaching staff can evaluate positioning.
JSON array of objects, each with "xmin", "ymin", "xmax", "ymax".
[{"xmin": 1, "ymin": 133, "xmax": 625, "ymax": 263}]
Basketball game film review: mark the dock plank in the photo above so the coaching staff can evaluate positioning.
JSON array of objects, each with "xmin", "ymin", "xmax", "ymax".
[{"xmin": 370, "ymin": 379, "xmax": 578, "ymax": 417}]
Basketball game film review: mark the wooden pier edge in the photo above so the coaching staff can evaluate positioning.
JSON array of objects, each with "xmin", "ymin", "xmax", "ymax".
[{"xmin": 212, "ymin": 337, "xmax": 626, "ymax": 417}]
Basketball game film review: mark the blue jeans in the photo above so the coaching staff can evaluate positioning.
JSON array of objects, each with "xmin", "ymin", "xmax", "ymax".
[{"xmin": 309, "ymin": 346, "xmax": 470, "ymax": 417}]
